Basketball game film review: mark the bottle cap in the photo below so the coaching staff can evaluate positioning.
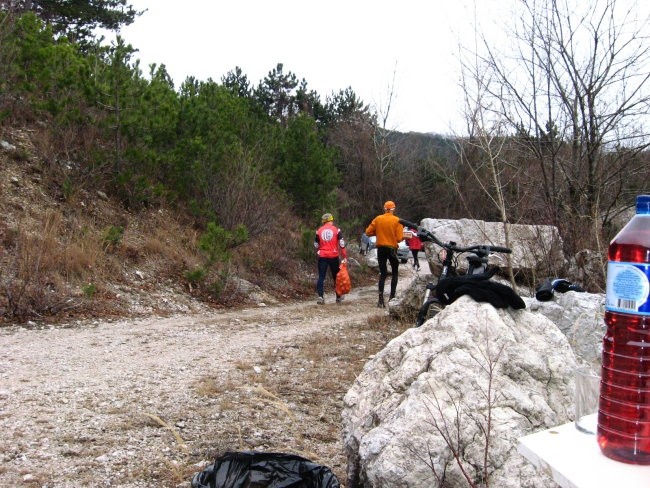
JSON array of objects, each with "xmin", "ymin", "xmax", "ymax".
[{"xmin": 636, "ymin": 195, "xmax": 650, "ymax": 215}]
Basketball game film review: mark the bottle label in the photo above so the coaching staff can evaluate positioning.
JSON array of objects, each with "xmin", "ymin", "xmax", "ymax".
[{"xmin": 605, "ymin": 262, "xmax": 650, "ymax": 315}]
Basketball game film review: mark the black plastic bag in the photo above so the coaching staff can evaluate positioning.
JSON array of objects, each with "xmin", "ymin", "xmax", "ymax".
[{"xmin": 191, "ymin": 451, "xmax": 341, "ymax": 488}]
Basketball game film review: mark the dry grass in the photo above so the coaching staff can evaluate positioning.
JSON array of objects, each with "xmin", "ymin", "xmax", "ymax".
[
  {"xmin": 1, "ymin": 191, "xmax": 214, "ymax": 322},
  {"xmin": 181, "ymin": 314, "xmax": 411, "ymax": 486},
  {"xmin": 142, "ymin": 414, "xmax": 189, "ymax": 452},
  {"xmin": 193, "ymin": 376, "xmax": 223, "ymax": 397},
  {"xmin": 62, "ymin": 237, "xmax": 102, "ymax": 279}
]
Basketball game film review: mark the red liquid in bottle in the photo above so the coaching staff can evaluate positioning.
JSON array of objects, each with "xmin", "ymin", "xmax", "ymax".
[{"xmin": 597, "ymin": 200, "xmax": 650, "ymax": 464}]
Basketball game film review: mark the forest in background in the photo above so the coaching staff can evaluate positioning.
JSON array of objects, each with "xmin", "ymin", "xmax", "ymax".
[{"xmin": 1, "ymin": 0, "xmax": 649, "ymax": 322}]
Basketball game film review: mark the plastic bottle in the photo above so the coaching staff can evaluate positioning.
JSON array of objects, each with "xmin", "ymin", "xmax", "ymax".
[{"xmin": 597, "ymin": 194, "xmax": 650, "ymax": 464}]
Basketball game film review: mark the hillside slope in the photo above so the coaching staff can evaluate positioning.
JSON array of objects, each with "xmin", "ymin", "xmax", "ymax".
[{"xmin": 0, "ymin": 127, "xmax": 359, "ymax": 325}]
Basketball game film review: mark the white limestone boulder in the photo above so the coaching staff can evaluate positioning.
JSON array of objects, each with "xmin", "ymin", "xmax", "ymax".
[
  {"xmin": 419, "ymin": 218, "xmax": 564, "ymax": 282},
  {"xmin": 525, "ymin": 291, "xmax": 605, "ymax": 370},
  {"xmin": 342, "ymin": 295, "xmax": 577, "ymax": 488}
]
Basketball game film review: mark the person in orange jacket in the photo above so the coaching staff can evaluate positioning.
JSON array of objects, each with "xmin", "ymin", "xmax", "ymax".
[
  {"xmin": 364, "ymin": 200, "xmax": 404, "ymax": 307},
  {"xmin": 314, "ymin": 213, "xmax": 348, "ymax": 304}
]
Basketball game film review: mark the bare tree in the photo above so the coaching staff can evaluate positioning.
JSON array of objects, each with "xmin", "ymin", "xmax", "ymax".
[
  {"xmin": 467, "ymin": 0, "xmax": 650, "ymax": 248},
  {"xmin": 198, "ymin": 145, "xmax": 286, "ymax": 238},
  {"xmin": 453, "ymin": 11, "xmax": 521, "ymax": 287},
  {"xmin": 372, "ymin": 63, "xmax": 406, "ymax": 203},
  {"xmin": 326, "ymin": 114, "xmax": 379, "ymax": 221},
  {"xmin": 374, "ymin": 66, "xmax": 396, "ymax": 176}
]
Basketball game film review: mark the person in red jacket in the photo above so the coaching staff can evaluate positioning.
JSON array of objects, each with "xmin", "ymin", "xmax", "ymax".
[
  {"xmin": 314, "ymin": 213, "xmax": 348, "ymax": 304},
  {"xmin": 406, "ymin": 227, "xmax": 423, "ymax": 271},
  {"xmin": 365, "ymin": 200, "xmax": 404, "ymax": 307}
]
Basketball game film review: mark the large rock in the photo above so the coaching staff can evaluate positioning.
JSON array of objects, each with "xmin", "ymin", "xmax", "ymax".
[
  {"xmin": 420, "ymin": 218, "xmax": 564, "ymax": 283},
  {"xmin": 525, "ymin": 291, "xmax": 605, "ymax": 370},
  {"xmin": 342, "ymin": 296, "xmax": 576, "ymax": 488},
  {"xmin": 389, "ymin": 278, "xmax": 605, "ymax": 371}
]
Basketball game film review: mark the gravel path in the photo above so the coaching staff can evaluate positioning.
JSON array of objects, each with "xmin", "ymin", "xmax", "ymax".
[{"xmin": 0, "ymin": 267, "xmax": 421, "ymax": 487}]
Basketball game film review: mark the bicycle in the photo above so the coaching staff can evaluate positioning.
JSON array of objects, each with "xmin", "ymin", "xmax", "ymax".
[{"xmin": 399, "ymin": 219, "xmax": 514, "ymax": 327}]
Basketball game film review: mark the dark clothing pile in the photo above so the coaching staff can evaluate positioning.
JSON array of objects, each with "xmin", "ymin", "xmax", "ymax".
[{"xmin": 435, "ymin": 270, "xmax": 526, "ymax": 310}]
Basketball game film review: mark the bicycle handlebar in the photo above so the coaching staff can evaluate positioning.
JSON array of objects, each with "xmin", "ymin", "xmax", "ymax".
[
  {"xmin": 399, "ymin": 218, "xmax": 512, "ymax": 255},
  {"xmin": 483, "ymin": 245, "xmax": 512, "ymax": 254},
  {"xmin": 399, "ymin": 218, "xmax": 446, "ymax": 248}
]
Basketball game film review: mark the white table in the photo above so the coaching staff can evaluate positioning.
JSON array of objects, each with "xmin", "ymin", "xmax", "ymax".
[{"xmin": 518, "ymin": 416, "xmax": 650, "ymax": 488}]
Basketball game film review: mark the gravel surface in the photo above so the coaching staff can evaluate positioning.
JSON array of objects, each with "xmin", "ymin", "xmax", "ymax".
[{"xmin": 0, "ymin": 268, "xmax": 419, "ymax": 487}]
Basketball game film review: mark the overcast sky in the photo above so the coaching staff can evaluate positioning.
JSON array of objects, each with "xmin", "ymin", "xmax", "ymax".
[{"xmin": 111, "ymin": 0, "xmax": 506, "ymax": 135}]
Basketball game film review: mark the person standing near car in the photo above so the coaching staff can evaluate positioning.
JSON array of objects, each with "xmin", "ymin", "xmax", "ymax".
[
  {"xmin": 406, "ymin": 227, "xmax": 423, "ymax": 271},
  {"xmin": 365, "ymin": 201, "xmax": 404, "ymax": 307},
  {"xmin": 315, "ymin": 213, "xmax": 348, "ymax": 304}
]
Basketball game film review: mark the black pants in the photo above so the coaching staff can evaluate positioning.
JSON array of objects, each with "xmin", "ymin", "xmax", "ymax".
[
  {"xmin": 377, "ymin": 246, "xmax": 399, "ymax": 298},
  {"xmin": 317, "ymin": 257, "xmax": 340, "ymax": 297},
  {"xmin": 411, "ymin": 249, "xmax": 420, "ymax": 268}
]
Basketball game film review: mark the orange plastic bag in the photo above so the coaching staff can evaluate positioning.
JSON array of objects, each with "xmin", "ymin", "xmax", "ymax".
[{"xmin": 335, "ymin": 262, "xmax": 351, "ymax": 296}]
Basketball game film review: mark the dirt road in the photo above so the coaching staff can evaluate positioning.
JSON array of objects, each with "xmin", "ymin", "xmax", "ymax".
[{"xmin": 0, "ymin": 267, "xmax": 421, "ymax": 487}]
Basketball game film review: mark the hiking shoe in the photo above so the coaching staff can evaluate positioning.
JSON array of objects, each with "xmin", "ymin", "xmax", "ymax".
[
  {"xmin": 377, "ymin": 296, "xmax": 385, "ymax": 308},
  {"xmin": 316, "ymin": 296, "xmax": 324, "ymax": 305},
  {"xmin": 336, "ymin": 296, "xmax": 342, "ymax": 303}
]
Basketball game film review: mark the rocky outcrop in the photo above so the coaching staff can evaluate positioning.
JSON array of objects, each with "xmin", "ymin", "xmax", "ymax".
[
  {"xmin": 419, "ymin": 218, "xmax": 564, "ymax": 283},
  {"xmin": 525, "ymin": 291, "xmax": 605, "ymax": 370},
  {"xmin": 342, "ymin": 296, "xmax": 577, "ymax": 488}
]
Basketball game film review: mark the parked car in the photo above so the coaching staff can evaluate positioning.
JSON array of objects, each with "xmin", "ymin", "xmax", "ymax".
[
  {"xmin": 397, "ymin": 240, "xmax": 409, "ymax": 263},
  {"xmin": 360, "ymin": 233, "xmax": 373, "ymax": 255},
  {"xmin": 361, "ymin": 235, "xmax": 410, "ymax": 264}
]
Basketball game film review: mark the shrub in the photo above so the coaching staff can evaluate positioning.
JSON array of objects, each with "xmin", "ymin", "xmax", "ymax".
[
  {"xmin": 299, "ymin": 226, "xmax": 316, "ymax": 263},
  {"xmin": 198, "ymin": 222, "xmax": 248, "ymax": 264},
  {"xmin": 102, "ymin": 225, "xmax": 124, "ymax": 250},
  {"xmin": 184, "ymin": 267, "xmax": 207, "ymax": 285},
  {"xmin": 82, "ymin": 283, "xmax": 96, "ymax": 299}
]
